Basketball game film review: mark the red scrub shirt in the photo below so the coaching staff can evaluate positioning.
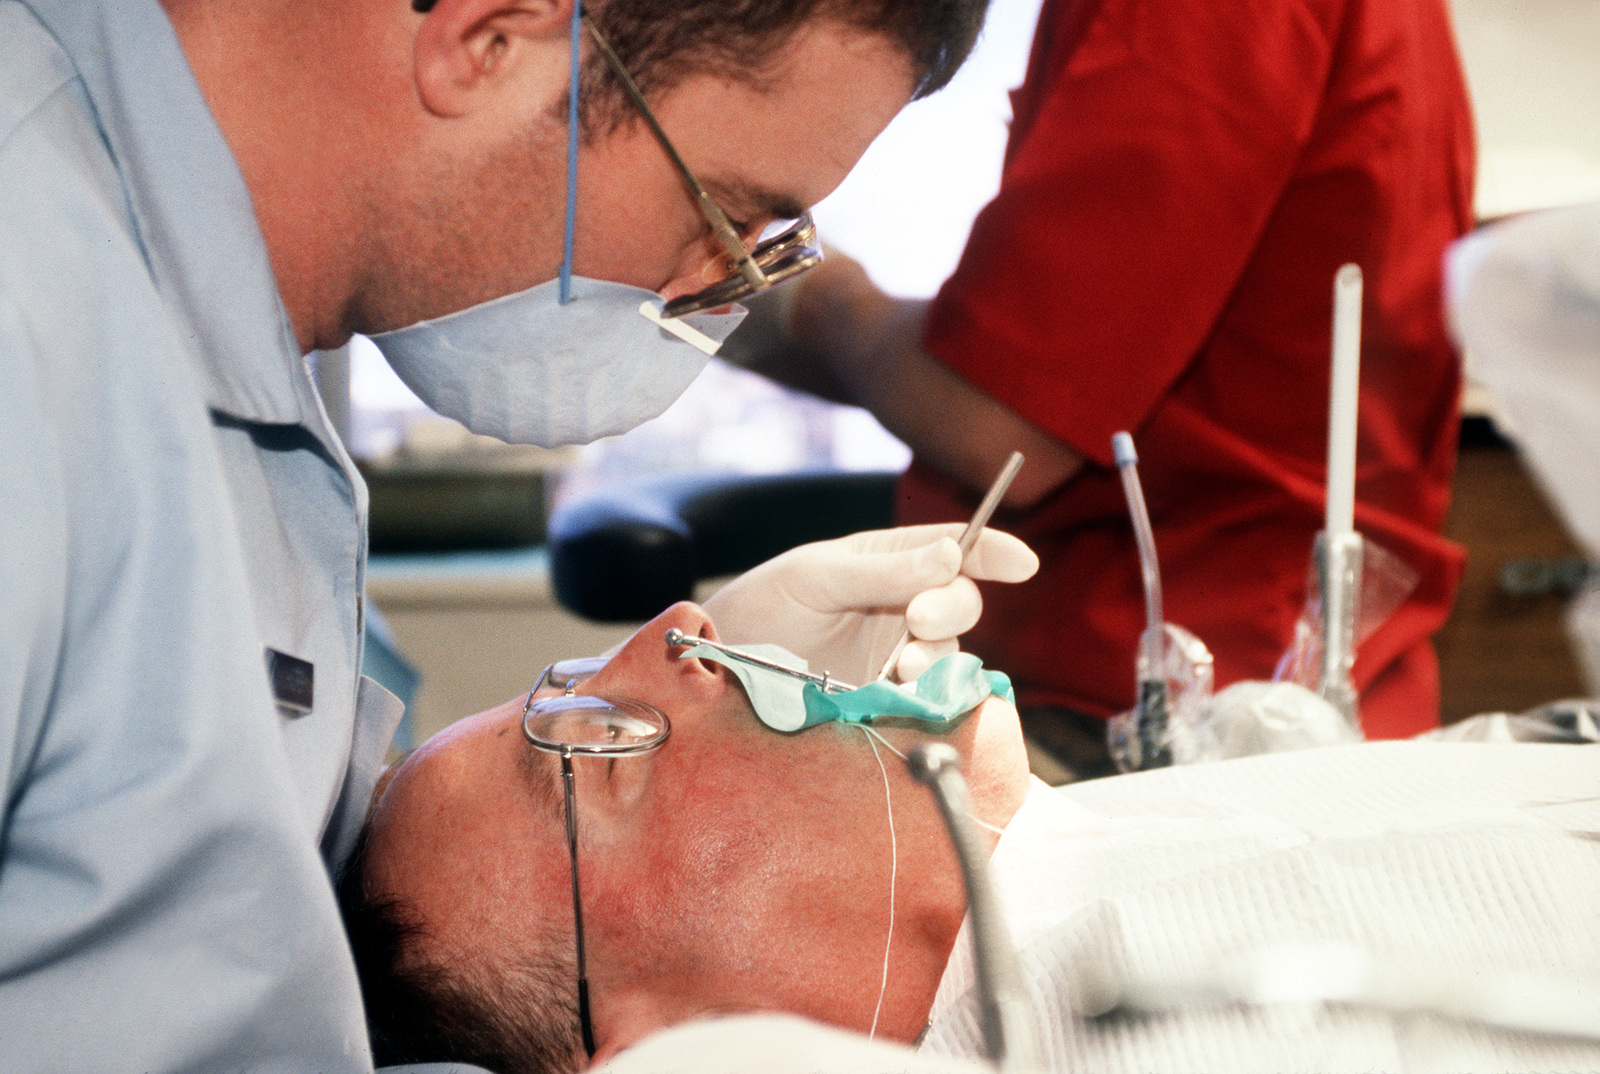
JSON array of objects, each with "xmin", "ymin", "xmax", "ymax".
[{"xmin": 902, "ymin": 0, "xmax": 1474, "ymax": 737}]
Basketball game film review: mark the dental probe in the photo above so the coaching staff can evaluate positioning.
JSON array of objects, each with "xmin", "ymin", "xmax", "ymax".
[
  {"xmin": 908, "ymin": 743, "xmax": 1041, "ymax": 1074},
  {"xmin": 876, "ymin": 451, "xmax": 1026, "ymax": 682},
  {"xmin": 664, "ymin": 628, "xmax": 857, "ymax": 693},
  {"xmin": 1112, "ymin": 432, "xmax": 1171, "ymax": 768}
]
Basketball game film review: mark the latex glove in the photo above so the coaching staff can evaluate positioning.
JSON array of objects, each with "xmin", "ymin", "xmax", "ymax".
[{"xmin": 702, "ymin": 523, "xmax": 1038, "ymax": 685}]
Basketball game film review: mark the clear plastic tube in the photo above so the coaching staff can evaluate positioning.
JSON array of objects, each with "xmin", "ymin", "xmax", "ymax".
[
  {"xmin": 1113, "ymin": 433, "xmax": 1162, "ymax": 654},
  {"xmin": 1113, "ymin": 432, "xmax": 1171, "ymax": 767}
]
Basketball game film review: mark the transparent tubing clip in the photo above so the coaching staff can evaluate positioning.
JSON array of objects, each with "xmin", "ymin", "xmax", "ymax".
[
  {"xmin": 907, "ymin": 743, "xmax": 1040, "ymax": 1074},
  {"xmin": 1315, "ymin": 530, "xmax": 1363, "ymax": 727},
  {"xmin": 1113, "ymin": 432, "xmax": 1171, "ymax": 768}
]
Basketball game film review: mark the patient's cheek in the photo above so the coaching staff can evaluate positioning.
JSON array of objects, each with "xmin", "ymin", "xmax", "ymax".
[{"xmin": 962, "ymin": 696, "xmax": 1030, "ymax": 830}]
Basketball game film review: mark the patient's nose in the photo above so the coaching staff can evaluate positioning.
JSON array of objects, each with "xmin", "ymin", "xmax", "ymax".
[{"xmin": 585, "ymin": 602, "xmax": 724, "ymax": 705}]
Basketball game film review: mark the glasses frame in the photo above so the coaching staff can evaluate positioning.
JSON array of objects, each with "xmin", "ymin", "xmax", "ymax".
[
  {"xmin": 582, "ymin": 15, "xmax": 823, "ymax": 318},
  {"xmin": 521, "ymin": 662, "xmax": 671, "ymax": 1059}
]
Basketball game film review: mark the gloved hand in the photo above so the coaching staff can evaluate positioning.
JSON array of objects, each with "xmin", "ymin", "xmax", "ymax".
[{"xmin": 702, "ymin": 524, "xmax": 1039, "ymax": 685}]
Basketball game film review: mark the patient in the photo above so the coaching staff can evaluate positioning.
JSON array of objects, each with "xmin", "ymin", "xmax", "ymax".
[
  {"xmin": 344, "ymin": 600, "xmax": 1034, "ymax": 1072},
  {"xmin": 346, "ymin": 606, "xmax": 1600, "ymax": 1073}
]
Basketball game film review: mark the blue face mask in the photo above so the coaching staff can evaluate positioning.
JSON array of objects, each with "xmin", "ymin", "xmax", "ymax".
[
  {"xmin": 367, "ymin": 6, "xmax": 751, "ymax": 449},
  {"xmin": 368, "ymin": 280, "xmax": 743, "ymax": 446},
  {"xmin": 668, "ymin": 634, "xmax": 1013, "ymax": 733}
]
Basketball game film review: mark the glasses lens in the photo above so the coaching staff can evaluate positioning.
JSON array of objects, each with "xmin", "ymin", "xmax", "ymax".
[
  {"xmin": 661, "ymin": 215, "xmax": 823, "ymax": 319},
  {"xmin": 543, "ymin": 657, "xmax": 608, "ymax": 693},
  {"xmin": 524, "ymin": 694, "xmax": 670, "ymax": 755},
  {"xmin": 753, "ymin": 216, "xmax": 814, "ymax": 257}
]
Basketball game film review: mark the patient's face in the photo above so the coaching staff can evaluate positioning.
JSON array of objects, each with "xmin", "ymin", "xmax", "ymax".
[{"xmin": 363, "ymin": 602, "xmax": 1028, "ymax": 1057}]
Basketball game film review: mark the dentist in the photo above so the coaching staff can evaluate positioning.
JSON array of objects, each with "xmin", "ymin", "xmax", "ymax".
[{"xmin": 0, "ymin": 0, "xmax": 1001, "ymax": 1070}]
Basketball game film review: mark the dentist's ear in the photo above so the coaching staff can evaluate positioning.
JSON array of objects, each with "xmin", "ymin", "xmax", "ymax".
[{"xmin": 412, "ymin": 0, "xmax": 575, "ymax": 119}]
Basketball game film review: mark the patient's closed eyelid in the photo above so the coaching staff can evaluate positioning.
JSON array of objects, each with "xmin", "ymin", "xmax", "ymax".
[
  {"xmin": 585, "ymin": 746, "xmax": 656, "ymax": 815},
  {"xmin": 516, "ymin": 743, "xmax": 566, "ymax": 819}
]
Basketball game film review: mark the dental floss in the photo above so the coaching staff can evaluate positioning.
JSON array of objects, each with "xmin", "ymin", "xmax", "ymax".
[
  {"xmin": 860, "ymin": 725, "xmax": 897, "ymax": 1040},
  {"xmin": 876, "ymin": 451, "xmax": 1026, "ymax": 682},
  {"xmin": 860, "ymin": 726, "xmax": 1006, "ymax": 837}
]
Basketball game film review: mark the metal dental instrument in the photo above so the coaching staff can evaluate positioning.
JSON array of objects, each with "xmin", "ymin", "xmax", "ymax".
[
  {"xmin": 876, "ymin": 451, "xmax": 1026, "ymax": 682},
  {"xmin": 1112, "ymin": 432, "xmax": 1171, "ymax": 769},
  {"xmin": 908, "ymin": 743, "xmax": 1041, "ymax": 1074},
  {"xmin": 664, "ymin": 628, "xmax": 857, "ymax": 694}
]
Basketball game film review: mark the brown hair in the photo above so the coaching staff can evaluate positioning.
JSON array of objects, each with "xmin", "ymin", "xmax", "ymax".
[
  {"xmin": 338, "ymin": 830, "xmax": 586, "ymax": 1074},
  {"xmin": 414, "ymin": 0, "xmax": 991, "ymax": 119}
]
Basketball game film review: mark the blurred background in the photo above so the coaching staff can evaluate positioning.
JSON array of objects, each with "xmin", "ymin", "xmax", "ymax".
[{"xmin": 338, "ymin": 0, "xmax": 1600, "ymax": 748}]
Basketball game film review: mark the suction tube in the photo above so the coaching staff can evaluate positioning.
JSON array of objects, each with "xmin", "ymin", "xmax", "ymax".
[
  {"xmin": 1112, "ymin": 432, "xmax": 1171, "ymax": 768},
  {"xmin": 907, "ymin": 744, "xmax": 1040, "ymax": 1073}
]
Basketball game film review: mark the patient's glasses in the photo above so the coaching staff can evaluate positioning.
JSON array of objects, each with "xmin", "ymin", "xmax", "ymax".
[{"xmin": 522, "ymin": 660, "xmax": 672, "ymax": 1058}]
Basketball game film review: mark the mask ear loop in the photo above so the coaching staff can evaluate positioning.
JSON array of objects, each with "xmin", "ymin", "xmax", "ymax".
[
  {"xmin": 858, "ymin": 725, "xmax": 898, "ymax": 1040},
  {"xmin": 559, "ymin": 2, "xmax": 582, "ymax": 304}
]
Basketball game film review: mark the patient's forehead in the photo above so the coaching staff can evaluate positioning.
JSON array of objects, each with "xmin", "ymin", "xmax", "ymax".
[{"xmin": 363, "ymin": 702, "xmax": 574, "ymax": 947}]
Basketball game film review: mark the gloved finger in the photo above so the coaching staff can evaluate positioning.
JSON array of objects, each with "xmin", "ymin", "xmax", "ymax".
[
  {"xmin": 892, "ymin": 637, "xmax": 958, "ymax": 683},
  {"xmin": 789, "ymin": 536, "xmax": 963, "ymax": 613},
  {"xmin": 832, "ymin": 525, "xmax": 1036, "ymax": 582},
  {"xmin": 960, "ymin": 529, "xmax": 1039, "ymax": 582},
  {"xmin": 904, "ymin": 575, "xmax": 982, "ymax": 642},
  {"xmin": 830, "ymin": 523, "xmax": 971, "ymax": 555}
]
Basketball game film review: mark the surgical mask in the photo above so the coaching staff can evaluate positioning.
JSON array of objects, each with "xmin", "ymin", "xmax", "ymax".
[
  {"xmin": 668, "ymin": 633, "xmax": 1013, "ymax": 733},
  {"xmin": 367, "ymin": 276, "xmax": 745, "ymax": 447}
]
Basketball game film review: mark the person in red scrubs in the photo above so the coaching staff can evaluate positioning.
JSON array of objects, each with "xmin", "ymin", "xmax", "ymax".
[{"xmin": 735, "ymin": 0, "xmax": 1475, "ymax": 776}]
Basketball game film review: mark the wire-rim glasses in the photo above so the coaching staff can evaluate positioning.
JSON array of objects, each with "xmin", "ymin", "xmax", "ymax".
[
  {"xmin": 582, "ymin": 15, "xmax": 823, "ymax": 318},
  {"xmin": 521, "ymin": 660, "xmax": 671, "ymax": 1058}
]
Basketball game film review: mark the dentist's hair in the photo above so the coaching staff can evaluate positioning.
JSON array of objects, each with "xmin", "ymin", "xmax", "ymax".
[
  {"xmin": 583, "ymin": 0, "xmax": 990, "ymax": 101},
  {"xmin": 413, "ymin": 0, "xmax": 992, "ymax": 123}
]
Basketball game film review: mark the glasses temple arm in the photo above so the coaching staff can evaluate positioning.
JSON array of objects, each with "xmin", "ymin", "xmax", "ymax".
[
  {"xmin": 560, "ymin": 749, "xmax": 597, "ymax": 1056},
  {"xmin": 581, "ymin": 15, "xmax": 766, "ymax": 289}
]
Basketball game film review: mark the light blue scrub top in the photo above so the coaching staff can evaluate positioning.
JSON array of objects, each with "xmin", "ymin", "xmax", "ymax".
[{"xmin": 0, "ymin": 2, "xmax": 485, "ymax": 1070}]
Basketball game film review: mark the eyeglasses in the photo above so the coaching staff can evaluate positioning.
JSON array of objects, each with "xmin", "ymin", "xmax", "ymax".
[
  {"xmin": 582, "ymin": 15, "xmax": 823, "ymax": 318},
  {"xmin": 521, "ymin": 659, "xmax": 671, "ymax": 1059}
]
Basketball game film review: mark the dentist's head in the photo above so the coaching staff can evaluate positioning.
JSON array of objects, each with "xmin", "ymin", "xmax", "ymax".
[
  {"xmin": 345, "ymin": 602, "xmax": 1030, "ymax": 1071},
  {"xmin": 162, "ymin": 0, "xmax": 990, "ymax": 447},
  {"xmin": 163, "ymin": 0, "xmax": 988, "ymax": 348}
]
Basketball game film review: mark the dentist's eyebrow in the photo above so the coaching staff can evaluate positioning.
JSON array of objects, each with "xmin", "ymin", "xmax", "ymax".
[{"xmin": 704, "ymin": 177, "xmax": 807, "ymax": 224}]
